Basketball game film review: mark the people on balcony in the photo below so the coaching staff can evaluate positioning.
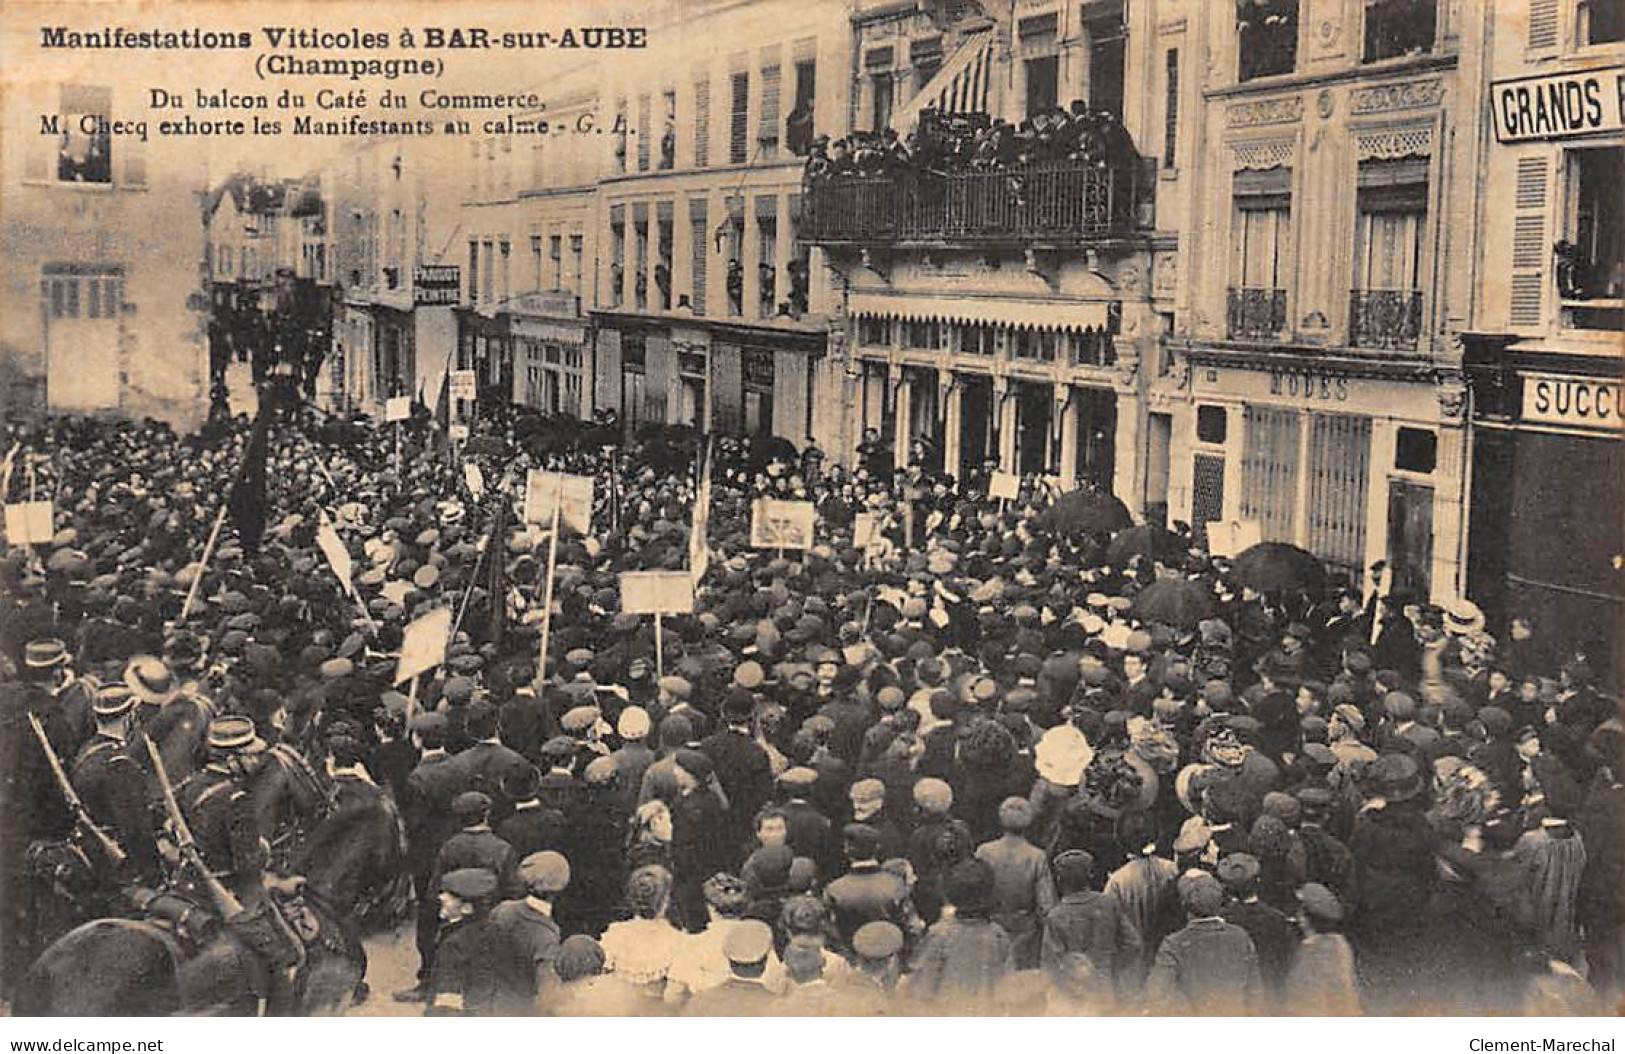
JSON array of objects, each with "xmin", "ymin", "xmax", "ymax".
[{"xmin": 803, "ymin": 101, "xmax": 1138, "ymax": 186}]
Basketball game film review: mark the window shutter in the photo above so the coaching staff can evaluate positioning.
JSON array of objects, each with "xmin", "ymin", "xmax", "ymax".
[
  {"xmin": 1509, "ymin": 155, "xmax": 1549, "ymax": 328},
  {"xmin": 1527, "ymin": 0, "xmax": 1560, "ymax": 51},
  {"xmin": 693, "ymin": 76, "xmax": 710, "ymax": 168},
  {"xmin": 759, "ymin": 62, "xmax": 782, "ymax": 153},
  {"xmin": 689, "ymin": 197, "xmax": 708, "ymax": 316},
  {"xmin": 637, "ymin": 94, "xmax": 651, "ymax": 171},
  {"xmin": 1163, "ymin": 48, "xmax": 1179, "ymax": 169},
  {"xmin": 730, "ymin": 72, "xmax": 750, "ymax": 164}
]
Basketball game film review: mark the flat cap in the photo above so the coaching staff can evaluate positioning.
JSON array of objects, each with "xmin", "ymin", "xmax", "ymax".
[
  {"xmin": 1297, "ymin": 882, "xmax": 1344, "ymax": 922},
  {"xmin": 674, "ymin": 748, "xmax": 713, "ymax": 780},
  {"xmin": 518, "ymin": 851, "xmax": 570, "ymax": 893},
  {"xmin": 913, "ymin": 777, "xmax": 953, "ymax": 813},
  {"xmin": 657, "ymin": 675, "xmax": 692, "ymax": 699},
  {"xmin": 561, "ymin": 705, "xmax": 600, "ymax": 733},
  {"xmin": 779, "ymin": 765, "xmax": 819, "ymax": 788},
  {"xmin": 451, "ymin": 790, "xmax": 492, "ymax": 818},
  {"xmin": 583, "ymin": 754, "xmax": 618, "ymax": 785},
  {"xmin": 617, "ymin": 706, "xmax": 651, "ymax": 740},
  {"xmin": 440, "ymin": 867, "xmax": 498, "ymax": 903},
  {"xmin": 853, "ymin": 921, "xmax": 904, "ymax": 960},
  {"xmin": 849, "ymin": 778, "xmax": 885, "ymax": 808}
]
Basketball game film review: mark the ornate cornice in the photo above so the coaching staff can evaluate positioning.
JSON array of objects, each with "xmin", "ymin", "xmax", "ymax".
[
  {"xmin": 1226, "ymin": 95, "xmax": 1303, "ymax": 128},
  {"xmin": 1184, "ymin": 341, "xmax": 1445, "ymax": 383},
  {"xmin": 1350, "ymin": 77, "xmax": 1445, "ymax": 115}
]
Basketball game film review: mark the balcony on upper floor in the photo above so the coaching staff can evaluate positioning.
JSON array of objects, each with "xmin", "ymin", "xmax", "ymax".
[
  {"xmin": 1349, "ymin": 288, "xmax": 1423, "ymax": 351},
  {"xmin": 1226, "ymin": 286, "xmax": 1288, "ymax": 341}
]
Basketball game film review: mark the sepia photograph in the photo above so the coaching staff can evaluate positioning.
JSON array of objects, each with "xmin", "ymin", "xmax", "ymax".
[{"xmin": 0, "ymin": 0, "xmax": 1621, "ymax": 1030}]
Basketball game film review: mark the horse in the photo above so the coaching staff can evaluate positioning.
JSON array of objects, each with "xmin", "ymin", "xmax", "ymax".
[{"xmin": 17, "ymin": 744, "xmax": 401, "ymax": 1016}]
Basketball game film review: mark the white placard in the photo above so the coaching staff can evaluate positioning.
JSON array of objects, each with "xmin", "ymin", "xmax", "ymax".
[
  {"xmin": 385, "ymin": 396, "xmax": 412, "ymax": 423},
  {"xmin": 523, "ymin": 470, "xmax": 594, "ymax": 534},
  {"xmin": 464, "ymin": 463, "xmax": 485, "ymax": 499},
  {"xmin": 750, "ymin": 498, "xmax": 815, "ymax": 550},
  {"xmin": 3, "ymin": 501, "xmax": 53, "ymax": 546},
  {"xmin": 450, "ymin": 369, "xmax": 477, "ymax": 401},
  {"xmin": 852, "ymin": 512, "xmax": 880, "ymax": 549},
  {"xmin": 449, "ymin": 423, "xmax": 470, "ymax": 442},
  {"xmin": 395, "ymin": 606, "xmax": 452, "ymax": 685},
  {"xmin": 619, "ymin": 570, "xmax": 696, "ymax": 615},
  {"xmin": 988, "ymin": 471, "xmax": 1020, "ymax": 500}
]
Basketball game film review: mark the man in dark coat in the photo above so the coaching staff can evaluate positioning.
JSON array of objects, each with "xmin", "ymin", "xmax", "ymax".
[
  {"xmin": 454, "ymin": 702, "xmax": 532, "ymax": 814},
  {"xmin": 670, "ymin": 749, "xmax": 731, "ymax": 932},
  {"xmin": 395, "ymin": 713, "xmax": 468, "ymax": 1003},
  {"xmin": 822, "ymin": 823, "xmax": 918, "ymax": 955},
  {"xmin": 68, "ymin": 685, "xmax": 160, "ymax": 882},
  {"xmin": 777, "ymin": 766, "xmax": 841, "ymax": 882},
  {"xmin": 488, "ymin": 851, "xmax": 569, "ymax": 1008},
  {"xmin": 435, "ymin": 791, "xmax": 520, "ymax": 900},
  {"xmin": 1348, "ymin": 754, "xmax": 1437, "ymax": 1013},
  {"xmin": 700, "ymin": 691, "xmax": 773, "ymax": 862},
  {"xmin": 494, "ymin": 765, "xmax": 568, "ymax": 858},
  {"xmin": 1040, "ymin": 849, "xmax": 1142, "ymax": 998},
  {"xmin": 1217, "ymin": 853, "xmax": 1298, "ymax": 1007},
  {"xmin": 426, "ymin": 868, "xmax": 532, "ymax": 1016}
]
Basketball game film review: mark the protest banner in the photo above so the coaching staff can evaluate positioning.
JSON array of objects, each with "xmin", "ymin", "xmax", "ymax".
[
  {"xmin": 750, "ymin": 498, "xmax": 815, "ymax": 550},
  {"xmin": 385, "ymin": 396, "xmax": 412, "ymax": 423},
  {"xmin": 449, "ymin": 423, "xmax": 470, "ymax": 443},
  {"xmin": 396, "ymin": 606, "xmax": 452, "ymax": 685},
  {"xmin": 988, "ymin": 471, "xmax": 1020, "ymax": 500},
  {"xmin": 3, "ymin": 501, "xmax": 53, "ymax": 546},
  {"xmin": 314, "ymin": 514, "xmax": 354, "ymax": 594},
  {"xmin": 619, "ymin": 570, "xmax": 696, "ymax": 615},
  {"xmin": 523, "ymin": 470, "xmax": 594, "ymax": 535}
]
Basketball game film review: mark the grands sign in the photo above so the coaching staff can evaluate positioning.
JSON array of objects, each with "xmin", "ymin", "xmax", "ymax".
[{"xmin": 1492, "ymin": 66, "xmax": 1624, "ymax": 143}]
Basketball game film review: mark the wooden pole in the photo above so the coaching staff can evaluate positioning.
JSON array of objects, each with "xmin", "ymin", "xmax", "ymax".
[
  {"xmin": 179, "ymin": 504, "xmax": 230, "ymax": 622},
  {"xmin": 654, "ymin": 611, "xmax": 665, "ymax": 681},
  {"xmin": 536, "ymin": 481, "xmax": 563, "ymax": 680},
  {"xmin": 405, "ymin": 673, "xmax": 419, "ymax": 726}
]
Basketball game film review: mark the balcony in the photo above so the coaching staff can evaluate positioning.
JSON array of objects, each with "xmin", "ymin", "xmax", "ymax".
[
  {"xmin": 1349, "ymin": 288, "xmax": 1422, "ymax": 350},
  {"xmin": 1226, "ymin": 286, "xmax": 1287, "ymax": 340},
  {"xmin": 801, "ymin": 158, "xmax": 1152, "ymax": 247}
]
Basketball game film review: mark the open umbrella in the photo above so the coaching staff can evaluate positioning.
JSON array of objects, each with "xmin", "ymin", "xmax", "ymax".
[
  {"xmin": 1132, "ymin": 577, "xmax": 1216, "ymax": 630},
  {"xmin": 1034, "ymin": 489, "xmax": 1132, "ymax": 538},
  {"xmin": 1231, "ymin": 541, "xmax": 1328, "ymax": 596},
  {"xmin": 1106, "ymin": 523, "xmax": 1185, "ymax": 568}
]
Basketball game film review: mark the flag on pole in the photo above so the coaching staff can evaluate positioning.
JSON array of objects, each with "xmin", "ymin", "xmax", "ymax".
[
  {"xmin": 227, "ymin": 387, "xmax": 277, "ymax": 554},
  {"xmin": 315, "ymin": 511, "xmax": 354, "ymax": 594},
  {"xmin": 483, "ymin": 494, "xmax": 510, "ymax": 648},
  {"xmin": 689, "ymin": 440, "xmax": 713, "ymax": 587}
]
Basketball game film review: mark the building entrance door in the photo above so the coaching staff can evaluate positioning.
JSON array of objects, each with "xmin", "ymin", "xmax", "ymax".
[
  {"xmin": 1017, "ymin": 382, "xmax": 1052, "ymax": 476},
  {"xmin": 959, "ymin": 377, "xmax": 993, "ymax": 480},
  {"xmin": 1387, "ymin": 479, "xmax": 1433, "ymax": 600}
]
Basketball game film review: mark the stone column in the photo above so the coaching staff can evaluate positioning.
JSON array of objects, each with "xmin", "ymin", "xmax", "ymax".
[
  {"xmin": 892, "ymin": 364, "xmax": 911, "ymax": 471},
  {"xmin": 996, "ymin": 378, "xmax": 1017, "ymax": 472},
  {"xmin": 1058, "ymin": 385, "xmax": 1080, "ymax": 485},
  {"xmin": 940, "ymin": 369, "xmax": 961, "ymax": 480},
  {"xmin": 1431, "ymin": 406, "xmax": 1469, "ymax": 605}
]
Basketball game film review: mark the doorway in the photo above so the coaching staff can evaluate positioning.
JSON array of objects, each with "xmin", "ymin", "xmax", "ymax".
[
  {"xmin": 1017, "ymin": 383, "xmax": 1053, "ymax": 475},
  {"xmin": 959, "ymin": 377, "xmax": 993, "ymax": 480},
  {"xmin": 1077, "ymin": 386, "xmax": 1117, "ymax": 493},
  {"xmin": 1387, "ymin": 479, "xmax": 1434, "ymax": 600}
]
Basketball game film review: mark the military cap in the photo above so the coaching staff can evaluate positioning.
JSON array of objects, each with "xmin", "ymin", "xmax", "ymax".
[
  {"xmin": 561, "ymin": 705, "xmax": 600, "ymax": 733},
  {"xmin": 723, "ymin": 920, "xmax": 775, "ymax": 964},
  {"xmin": 124, "ymin": 655, "xmax": 176, "ymax": 704},
  {"xmin": 1216, "ymin": 853, "xmax": 1261, "ymax": 889},
  {"xmin": 440, "ymin": 867, "xmax": 498, "ymax": 903},
  {"xmin": 853, "ymin": 921, "xmax": 904, "ymax": 960},
  {"xmin": 674, "ymin": 748, "xmax": 713, "ymax": 781},
  {"xmin": 583, "ymin": 755, "xmax": 618, "ymax": 785},
  {"xmin": 451, "ymin": 790, "xmax": 493, "ymax": 819},
  {"xmin": 1297, "ymin": 882, "xmax": 1344, "ymax": 922},
  {"xmin": 913, "ymin": 777, "xmax": 953, "ymax": 813},
  {"xmin": 206, "ymin": 715, "xmax": 262, "ymax": 752},
  {"xmin": 564, "ymin": 647, "xmax": 595, "ymax": 669},
  {"xmin": 518, "ymin": 851, "xmax": 571, "ymax": 893},
  {"xmin": 617, "ymin": 706, "xmax": 651, "ymax": 740},
  {"xmin": 92, "ymin": 683, "xmax": 137, "ymax": 718}
]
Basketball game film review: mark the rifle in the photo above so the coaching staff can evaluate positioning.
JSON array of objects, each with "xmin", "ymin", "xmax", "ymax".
[
  {"xmin": 143, "ymin": 733, "xmax": 244, "ymax": 918},
  {"xmin": 26, "ymin": 712, "xmax": 127, "ymax": 869}
]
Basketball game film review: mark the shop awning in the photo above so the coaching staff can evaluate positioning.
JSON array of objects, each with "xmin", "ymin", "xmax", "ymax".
[
  {"xmin": 892, "ymin": 28, "xmax": 994, "ymax": 131},
  {"xmin": 849, "ymin": 290, "xmax": 1110, "ymax": 332}
]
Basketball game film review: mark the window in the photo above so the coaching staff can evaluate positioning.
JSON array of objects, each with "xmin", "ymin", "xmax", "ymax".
[
  {"xmin": 903, "ymin": 320, "xmax": 942, "ymax": 350},
  {"xmin": 657, "ymin": 206, "xmax": 674, "ymax": 311},
  {"xmin": 758, "ymin": 62, "xmax": 782, "ymax": 160},
  {"xmin": 1197, "ymin": 405, "xmax": 1228, "ymax": 444},
  {"xmin": 1229, "ymin": 167, "xmax": 1292, "ymax": 337},
  {"xmin": 1561, "ymin": 147, "xmax": 1623, "ymax": 330},
  {"xmin": 609, "ymin": 210, "xmax": 625, "ymax": 307},
  {"xmin": 1582, "ymin": 0, "xmax": 1625, "ymax": 44},
  {"xmin": 1024, "ymin": 56, "xmax": 1059, "ymax": 118},
  {"xmin": 788, "ymin": 50, "xmax": 816, "ymax": 157},
  {"xmin": 499, "ymin": 240, "xmax": 511, "ymax": 305},
  {"xmin": 1084, "ymin": 4, "xmax": 1126, "ymax": 121},
  {"xmin": 693, "ymin": 77, "xmax": 711, "ymax": 168},
  {"xmin": 859, "ymin": 316, "xmax": 892, "ymax": 347},
  {"xmin": 1363, "ymin": 0, "xmax": 1435, "ymax": 62},
  {"xmin": 1013, "ymin": 329, "xmax": 1058, "ymax": 361},
  {"xmin": 1163, "ymin": 49, "xmax": 1180, "ymax": 169},
  {"xmin": 911, "ymin": 38, "xmax": 943, "ymax": 92},
  {"xmin": 217, "ymin": 245, "xmax": 231, "ymax": 276},
  {"xmin": 481, "ymin": 241, "xmax": 495, "ymax": 304},
  {"xmin": 730, "ymin": 72, "xmax": 750, "ymax": 164},
  {"xmin": 1394, "ymin": 427, "xmax": 1437, "ymax": 473},
  {"xmin": 865, "ymin": 47, "xmax": 894, "ymax": 131},
  {"xmin": 56, "ymin": 85, "xmax": 112, "ymax": 184},
  {"xmin": 1238, "ymin": 0, "xmax": 1298, "ymax": 81},
  {"xmin": 659, "ymin": 91, "xmax": 676, "ymax": 170},
  {"xmin": 757, "ymin": 204, "xmax": 778, "ymax": 317},
  {"xmin": 960, "ymin": 323, "xmax": 996, "ymax": 356},
  {"xmin": 468, "ymin": 240, "xmax": 479, "ymax": 304},
  {"xmin": 1351, "ymin": 157, "xmax": 1427, "ymax": 349},
  {"xmin": 570, "ymin": 235, "xmax": 583, "ymax": 296},
  {"xmin": 634, "ymin": 212, "xmax": 649, "ymax": 310},
  {"xmin": 613, "ymin": 99, "xmax": 628, "ymax": 173}
]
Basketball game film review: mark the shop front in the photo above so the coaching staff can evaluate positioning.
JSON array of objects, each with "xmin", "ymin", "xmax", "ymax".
[
  {"xmin": 1175, "ymin": 352, "xmax": 1467, "ymax": 599},
  {"xmin": 509, "ymin": 291, "xmax": 590, "ymax": 418},
  {"xmin": 1467, "ymin": 345, "xmax": 1624, "ymax": 678}
]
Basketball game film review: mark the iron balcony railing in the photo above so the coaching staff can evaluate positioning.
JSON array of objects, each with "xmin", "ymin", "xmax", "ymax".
[
  {"xmin": 1226, "ymin": 286, "xmax": 1288, "ymax": 340},
  {"xmin": 801, "ymin": 158, "xmax": 1152, "ymax": 245},
  {"xmin": 1349, "ymin": 288, "xmax": 1423, "ymax": 350}
]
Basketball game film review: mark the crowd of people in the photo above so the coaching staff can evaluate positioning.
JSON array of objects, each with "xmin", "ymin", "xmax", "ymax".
[
  {"xmin": 804, "ymin": 101, "xmax": 1139, "ymax": 184},
  {"xmin": 0, "ymin": 386, "xmax": 1621, "ymax": 1017}
]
